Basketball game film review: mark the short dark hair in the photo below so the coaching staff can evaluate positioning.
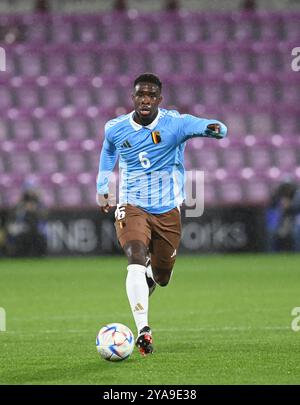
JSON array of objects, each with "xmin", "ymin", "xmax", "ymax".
[{"xmin": 134, "ymin": 73, "xmax": 162, "ymax": 91}]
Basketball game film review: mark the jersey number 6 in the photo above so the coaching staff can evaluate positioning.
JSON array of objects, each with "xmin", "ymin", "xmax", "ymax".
[{"xmin": 139, "ymin": 151, "xmax": 151, "ymax": 169}]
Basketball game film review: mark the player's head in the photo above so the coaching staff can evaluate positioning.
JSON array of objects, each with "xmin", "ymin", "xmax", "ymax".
[{"xmin": 132, "ymin": 73, "xmax": 163, "ymax": 125}]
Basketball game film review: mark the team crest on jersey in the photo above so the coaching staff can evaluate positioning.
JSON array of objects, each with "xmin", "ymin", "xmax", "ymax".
[{"xmin": 151, "ymin": 131, "xmax": 161, "ymax": 144}]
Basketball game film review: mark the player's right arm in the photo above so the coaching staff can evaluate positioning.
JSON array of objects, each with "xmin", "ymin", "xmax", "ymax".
[{"xmin": 96, "ymin": 130, "xmax": 118, "ymax": 213}]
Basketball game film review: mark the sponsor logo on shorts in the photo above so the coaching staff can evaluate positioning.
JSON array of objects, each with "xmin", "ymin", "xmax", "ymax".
[{"xmin": 170, "ymin": 249, "xmax": 177, "ymax": 258}]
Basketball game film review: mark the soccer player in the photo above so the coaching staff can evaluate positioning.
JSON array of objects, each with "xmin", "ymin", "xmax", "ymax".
[{"xmin": 96, "ymin": 73, "xmax": 227, "ymax": 355}]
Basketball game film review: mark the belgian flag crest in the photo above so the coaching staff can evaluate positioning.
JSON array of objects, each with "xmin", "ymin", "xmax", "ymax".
[{"xmin": 151, "ymin": 131, "xmax": 161, "ymax": 144}]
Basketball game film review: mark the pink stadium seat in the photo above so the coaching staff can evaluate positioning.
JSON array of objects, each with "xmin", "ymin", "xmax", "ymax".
[
  {"xmin": 244, "ymin": 178, "xmax": 270, "ymax": 203},
  {"xmin": 172, "ymin": 81, "xmax": 198, "ymax": 109},
  {"xmin": 56, "ymin": 183, "xmax": 83, "ymax": 207},
  {"xmin": 76, "ymin": 17, "xmax": 100, "ymax": 43},
  {"xmin": 205, "ymin": 15, "xmax": 231, "ymax": 43},
  {"xmin": 127, "ymin": 16, "xmax": 153, "ymax": 43},
  {"xmin": 6, "ymin": 148, "xmax": 34, "ymax": 174},
  {"xmin": 40, "ymin": 83, "xmax": 67, "ymax": 109},
  {"xmin": 61, "ymin": 150, "xmax": 87, "ymax": 173},
  {"xmin": 228, "ymin": 47, "xmax": 251, "ymax": 75},
  {"xmin": 251, "ymin": 80, "xmax": 275, "ymax": 106},
  {"xmin": 195, "ymin": 147, "xmax": 220, "ymax": 172},
  {"xmin": 10, "ymin": 115, "xmax": 35, "ymax": 142},
  {"xmin": 63, "ymin": 116, "xmax": 90, "ymax": 140},
  {"xmin": 18, "ymin": 49, "xmax": 44, "ymax": 77},
  {"xmin": 217, "ymin": 177, "xmax": 244, "ymax": 204},
  {"xmin": 46, "ymin": 49, "xmax": 70, "ymax": 76},
  {"xmin": 98, "ymin": 48, "xmax": 124, "ymax": 75},
  {"xmin": 70, "ymin": 50, "xmax": 97, "ymax": 76},
  {"xmin": 69, "ymin": 85, "xmax": 94, "ymax": 108},
  {"xmin": 222, "ymin": 147, "xmax": 246, "ymax": 171},
  {"xmin": 15, "ymin": 83, "xmax": 40, "ymax": 109},
  {"xmin": 156, "ymin": 15, "xmax": 180, "ymax": 43},
  {"xmin": 180, "ymin": 14, "xmax": 205, "ymax": 43},
  {"xmin": 274, "ymin": 147, "xmax": 298, "ymax": 171},
  {"xmin": 50, "ymin": 17, "xmax": 74, "ymax": 43},
  {"xmin": 94, "ymin": 84, "xmax": 122, "ymax": 110},
  {"xmin": 201, "ymin": 46, "xmax": 226, "ymax": 75},
  {"xmin": 227, "ymin": 80, "xmax": 250, "ymax": 106},
  {"xmin": 222, "ymin": 111, "xmax": 248, "ymax": 137},
  {"xmin": 283, "ymin": 15, "xmax": 300, "ymax": 41},
  {"xmin": 247, "ymin": 146, "xmax": 273, "ymax": 171},
  {"xmin": 150, "ymin": 49, "xmax": 176, "ymax": 76},
  {"xmin": 35, "ymin": 150, "xmax": 60, "ymax": 174},
  {"xmin": 0, "ymin": 11, "xmax": 299, "ymax": 209},
  {"xmin": 25, "ymin": 16, "xmax": 49, "ymax": 42},
  {"xmin": 36, "ymin": 115, "xmax": 62, "ymax": 141},
  {"xmin": 249, "ymin": 112, "xmax": 274, "ymax": 135},
  {"xmin": 0, "ymin": 85, "xmax": 13, "ymax": 110}
]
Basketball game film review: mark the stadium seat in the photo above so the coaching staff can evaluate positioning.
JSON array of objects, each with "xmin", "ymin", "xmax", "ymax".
[
  {"xmin": 1, "ymin": 11, "xmax": 299, "ymax": 209},
  {"xmin": 46, "ymin": 48, "xmax": 70, "ymax": 76},
  {"xmin": 0, "ymin": 84, "xmax": 13, "ymax": 110},
  {"xmin": 247, "ymin": 145, "xmax": 274, "ymax": 171},
  {"xmin": 70, "ymin": 48, "xmax": 98, "ymax": 76},
  {"xmin": 14, "ymin": 82, "xmax": 41, "ymax": 109},
  {"xmin": 232, "ymin": 13, "xmax": 258, "ymax": 42},
  {"xmin": 36, "ymin": 114, "xmax": 62, "ymax": 141},
  {"xmin": 18, "ymin": 48, "xmax": 44, "ymax": 77},
  {"xmin": 244, "ymin": 178, "xmax": 270, "ymax": 203},
  {"xmin": 62, "ymin": 115, "xmax": 90, "ymax": 140},
  {"xmin": 221, "ymin": 146, "xmax": 246, "ymax": 171},
  {"xmin": 24, "ymin": 15, "xmax": 49, "ymax": 42},
  {"xmin": 50, "ymin": 17, "xmax": 75, "ymax": 44},
  {"xmin": 217, "ymin": 176, "xmax": 244, "ymax": 204},
  {"xmin": 7, "ymin": 149, "xmax": 34, "ymax": 175},
  {"xmin": 155, "ymin": 14, "xmax": 181, "ymax": 43},
  {"xmin": 69, "ymin": 83, "xmax": 94, "ymax": 108},
  {"xmin": 10, "ymin": 114, "xmax": 35, "ymax": 142},
  {"xmin": 201, "ymin": 45, "xmax": 226, "ymax": 75},
  {"xmin": 56, "ymin": 183, "xmax": 84, "ymax": 207},
  {"xmin": 34, "ymin": 149, "xmax": 60, "ymax": 174},
  {"xmin": 127, "ymin": 16, "xmax": 153, "ymax": 43},
  {"xmin": 274, "ymin": 147, "xmax": 299, "ymax": 171},
  {"xmin": 205, "ymin": 14, "xmax": 231, "ymax": 43},
  {"xmin": 61, "ymin": 150, "xmax": 87, "ymax": 173},
  {"xmin": 283, "ymin": 14, "xmax": 300, "ymax": 41},
  {"xmin": 180, "ymin": 13, "xmax": 205, "ymax": 43},
  {"xmin": 227, "ymin": 46, "xmax": 251, "ymax": 75}
]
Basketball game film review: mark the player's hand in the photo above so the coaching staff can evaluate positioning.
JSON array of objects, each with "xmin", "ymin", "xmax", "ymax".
[
  {"xmin": 96, "ymin": 193, "xmax": 116, "ymax": 213},
  {"xmin": 204, "ymin": 123, "xmax": 225, "ymax": 139}
]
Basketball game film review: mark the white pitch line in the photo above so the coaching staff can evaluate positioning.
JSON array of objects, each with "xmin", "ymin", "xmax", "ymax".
[
  {"xmin": 155, "ymin": 326, "xmax": 290, "ymax": 332},
  {"xmin": 2, "ymin": 326, "xmax": 290, "ymax": 335}
]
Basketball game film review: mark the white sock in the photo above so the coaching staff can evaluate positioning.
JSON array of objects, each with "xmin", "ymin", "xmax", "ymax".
[
  {"xmin": 126, "ymin": 264, "xmax": 149, "ymax": 334},
  {"xmin": 146, "ymin": 262, "xmax": 155, "ymax": 281}
]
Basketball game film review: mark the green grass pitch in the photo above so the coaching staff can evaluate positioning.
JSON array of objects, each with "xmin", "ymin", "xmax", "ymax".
[{"xmin": 0, "ymin": 254, "xmax": 300, "ymax": 385}]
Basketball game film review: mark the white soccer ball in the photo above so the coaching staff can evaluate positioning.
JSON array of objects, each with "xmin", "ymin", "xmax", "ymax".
[{"xmin": 96, "ymin": 323, "xmax": 135, "ymax": 361}]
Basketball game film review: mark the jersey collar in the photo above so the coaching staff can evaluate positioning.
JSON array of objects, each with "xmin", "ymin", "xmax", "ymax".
[{"xmin": 129, "ymin": 109, "xmax": 162, "ymax": 131}]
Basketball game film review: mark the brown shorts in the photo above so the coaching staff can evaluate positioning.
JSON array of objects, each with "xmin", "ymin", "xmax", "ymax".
[{"xmin": 114, "ymin": 204, "xmax": 181, "ymax": 270}]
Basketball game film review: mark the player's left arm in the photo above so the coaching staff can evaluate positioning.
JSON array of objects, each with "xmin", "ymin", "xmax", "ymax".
[
  {"xmin": 96, "ymin": 134, "xmax": 118, "ymax": 213},
  {"xmin": 177, "ymin": 114, "xmax": 227, "ymax": 143}
]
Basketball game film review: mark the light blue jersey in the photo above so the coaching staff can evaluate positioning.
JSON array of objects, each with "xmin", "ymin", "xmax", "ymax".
[{"xmin": 97, "ymin": 108, "xmax": 227, "ymax": 214}]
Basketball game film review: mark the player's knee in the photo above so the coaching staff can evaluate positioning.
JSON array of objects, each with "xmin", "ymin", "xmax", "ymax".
[{"xmin": 123, "ymin": 241, "xmax": 147, "ymax": 266}]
